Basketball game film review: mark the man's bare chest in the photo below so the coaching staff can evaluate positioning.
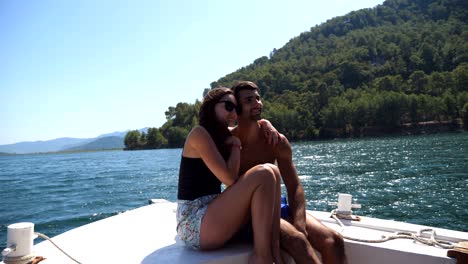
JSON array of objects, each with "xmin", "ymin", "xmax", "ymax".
[{"xmin": 240, "ymin": 142, "xmax": 276, "ymax": 175}]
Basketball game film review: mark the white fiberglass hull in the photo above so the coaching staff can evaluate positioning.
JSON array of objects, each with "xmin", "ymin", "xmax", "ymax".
[{"xmin": 3, "ymin": 199, "xmax": 467, "ymax": 264}]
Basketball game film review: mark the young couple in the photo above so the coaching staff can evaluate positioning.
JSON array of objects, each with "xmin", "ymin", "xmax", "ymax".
[{"xmin": 176, "ymin": 81, "xmax": 347, "ymax": 264}]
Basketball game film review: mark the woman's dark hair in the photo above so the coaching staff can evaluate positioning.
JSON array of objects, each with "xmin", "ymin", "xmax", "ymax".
[{"xmin": 198, "ymin": 87, "xmax": 233, "ymax": 160}]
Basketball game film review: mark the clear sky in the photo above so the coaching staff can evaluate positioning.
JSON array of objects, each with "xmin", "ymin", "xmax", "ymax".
[{"xmin": 0, "ymin": 0, "xmax": 384, "ymax": 145}]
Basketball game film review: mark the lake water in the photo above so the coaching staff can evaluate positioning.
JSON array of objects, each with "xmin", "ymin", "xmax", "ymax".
[{"xmin": 1, "ymin": 133, "xmax": 467, "ymax": 250}]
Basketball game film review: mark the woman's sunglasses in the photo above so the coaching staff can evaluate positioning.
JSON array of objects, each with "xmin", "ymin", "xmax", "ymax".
[{"xmin": 218, "ymin": 100, "xmax": 237, "ymax": 112}]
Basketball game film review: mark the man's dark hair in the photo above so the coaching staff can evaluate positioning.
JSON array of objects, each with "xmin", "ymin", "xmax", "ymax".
[{"xmin": 231, "ymin": 81, "xmax": 259, "ymax": 114}]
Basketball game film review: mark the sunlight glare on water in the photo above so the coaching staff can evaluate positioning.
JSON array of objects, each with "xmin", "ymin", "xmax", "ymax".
[{"xmin": 0, "ymin": 133, "xmax": 466, "ymax": 251}]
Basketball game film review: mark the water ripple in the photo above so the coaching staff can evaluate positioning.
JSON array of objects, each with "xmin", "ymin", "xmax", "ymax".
[{"xmin": 1, "ymin": 134, "xmax": 467, "ymax": 251}]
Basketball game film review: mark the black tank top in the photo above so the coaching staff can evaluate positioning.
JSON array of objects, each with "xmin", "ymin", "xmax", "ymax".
[{"xmin": 177, "ymin": 156, "xmax": 221, "ymax": 200}]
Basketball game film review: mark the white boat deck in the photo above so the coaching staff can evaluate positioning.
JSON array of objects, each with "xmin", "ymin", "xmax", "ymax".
[{"xmin": 4, "ymin": 199, "xmax": 467, "ymax": 264}]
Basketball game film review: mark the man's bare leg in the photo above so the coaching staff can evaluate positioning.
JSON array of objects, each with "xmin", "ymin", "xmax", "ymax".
[
  {"xmin": 279, "ymin": 219, "xmax": 321, "ymax": 264},
  {"xmin": 305, "ymin": 214, "xmax": 347, "ymax": 264}
]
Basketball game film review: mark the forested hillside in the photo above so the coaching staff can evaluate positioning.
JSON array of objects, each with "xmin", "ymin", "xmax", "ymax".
[{"xmin": 125, "ymin": 0, "xmax": 468, "ymax": 149}]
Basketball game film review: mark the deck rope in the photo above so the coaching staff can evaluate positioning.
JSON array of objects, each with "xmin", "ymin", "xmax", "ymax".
[
  {"xmin": 34, "ymin": 232, "xmax": 82, "ymax": 264},
  {"xmin": 330, "ymin": 210, "xmax": 458, "ymax": 249}
]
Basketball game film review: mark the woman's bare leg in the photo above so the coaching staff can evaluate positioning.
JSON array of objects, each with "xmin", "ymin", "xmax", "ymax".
[{"xmin": 200, "ymin": 164, "xmax": 278, "ymax": 263}]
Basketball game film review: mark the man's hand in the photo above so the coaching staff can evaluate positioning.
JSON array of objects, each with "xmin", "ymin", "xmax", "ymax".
[
  {"xmin": 258, "ymin": 119, "xmax": 280, "ymax": 145},
  {"xmin": 224, "ymin": 136, "xmax": 241, "ymax": 148}
]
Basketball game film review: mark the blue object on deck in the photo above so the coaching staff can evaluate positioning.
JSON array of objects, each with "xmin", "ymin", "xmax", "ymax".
[{"xmin": 281, "ymin": 196, "xmax": 289, "ymax": 219}]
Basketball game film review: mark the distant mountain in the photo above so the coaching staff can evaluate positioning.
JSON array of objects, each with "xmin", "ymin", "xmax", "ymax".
[
  {"xmin": 97, "ymin": 131, "xmax": 128, "ymax": 138},
  {"xmin": 63, "ymin": 136, "xmax": 125, "ymax": 151},
  {"xmin": 0, "ymin": 138, "xmax": 91, "ymax": 154},
  {"xmin": 97, "ymin": 127, "xmax": 149, "ymax": 138},
  {"xmin": 60, "ymin": 138, "xmax": 95, "ymax": 150},
  {"xmin": 0, "ymin": 128, "xmax": 148, "ymax": 154}
]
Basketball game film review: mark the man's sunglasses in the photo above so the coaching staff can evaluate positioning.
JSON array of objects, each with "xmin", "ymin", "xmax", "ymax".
[{"xmin": 219, "ymin": 100, "xmax": 237, "ymax": 112}]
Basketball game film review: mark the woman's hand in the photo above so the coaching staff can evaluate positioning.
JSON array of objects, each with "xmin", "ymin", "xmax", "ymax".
[
  {"xmin": 259, "ymin": 119, "xmax": 280, "ymax": 145},
  {"xmin": 224, "ymin": 136, "xmax": 241, "ymax": 184},
  {"xmin": 225, "ymin": 136, "xmax": 242, "ymax": 150}
]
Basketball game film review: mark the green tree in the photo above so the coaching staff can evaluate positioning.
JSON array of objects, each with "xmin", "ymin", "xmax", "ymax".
[
  {"xmin": 166, "ymin": 127, "xmax": 189, "ymax": 148},
  {"xmin": 350, "ymin": 93, "xmax": 376, "ymax": 130},
  {"xmin": 453, "ymin": 63, "xmax": 468, "ymax": 93},
  {"xmin": 462, "ymin": 103, "xmax": 468, "ymax": 130},
  {"xmin": 320, "ymin": 97, "xmax": 352, "ymax": 129},
  {"xmin": 375, "ymin": 92, "xmax": 408, "ymax": 127},
  {"xmin": 441, "ymin": 92, "xmax": 457, "ymax": 120},
  {"xmin": 457, "ymin": 92, "xmax": 468, "ymax": 118},
  {"xmin": 139, "ymin": 132, "xmax": 147, "ymax": 145},
  {"xmin": 408, "ymin": 71, "xmax": 428, "ymax": 94},
  {"xmin": 147, "ymin": 127, "xmax": 167, "ymax": 148},
  {"xmin": 124, "ymin": 130, "xmax": 140, "ymax": 149},
  {"xmin": 408, "ymin": 94, "xmax": 419, "ymax": 124}
]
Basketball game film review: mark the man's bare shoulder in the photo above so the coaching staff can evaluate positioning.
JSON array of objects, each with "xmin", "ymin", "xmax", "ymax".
[{"xmin": 277, "ymin": 134, "xmax": 291, "ymax": 148}]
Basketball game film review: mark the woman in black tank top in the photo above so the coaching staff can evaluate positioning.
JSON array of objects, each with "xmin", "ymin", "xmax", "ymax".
[{"xmin": 176, "ymin": 87, "xmax": 284, "ymax": 264}]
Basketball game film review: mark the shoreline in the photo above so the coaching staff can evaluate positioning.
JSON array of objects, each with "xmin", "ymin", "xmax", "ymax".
[
  {"xmin": 318, "ymin": 119, "xmax": 465, "ymax": 139},
  {"xmin": 2, "ymin": 121, "xmax": 465, "ymax": 155}
]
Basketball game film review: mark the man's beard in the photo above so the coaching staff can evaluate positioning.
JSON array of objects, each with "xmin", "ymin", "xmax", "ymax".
[{"xmin": 250, "ymin": 110, "xmax": 262, "ymax": 121}]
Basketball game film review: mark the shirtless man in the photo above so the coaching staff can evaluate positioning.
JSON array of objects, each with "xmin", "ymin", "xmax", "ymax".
[{"xmin": 230, "ymin": 81, "xmax": 347, "ymax": 264}]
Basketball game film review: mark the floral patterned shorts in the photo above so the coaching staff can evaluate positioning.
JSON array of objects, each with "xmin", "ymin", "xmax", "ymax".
[{"xmin": 176, "ymin": 194, "xmax": 218, "ymax": 250}]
